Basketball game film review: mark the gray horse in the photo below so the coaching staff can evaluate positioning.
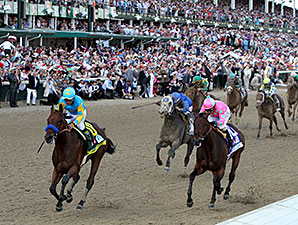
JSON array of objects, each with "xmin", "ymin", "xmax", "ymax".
[{"xmin": 156, "ymin": 96, "xmax": 194, "ymax": 174}]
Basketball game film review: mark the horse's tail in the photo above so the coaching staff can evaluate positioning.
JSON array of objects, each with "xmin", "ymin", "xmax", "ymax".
[{"xmin": 106, "ymin": 138, "xmax": 116, "ymax": 155}]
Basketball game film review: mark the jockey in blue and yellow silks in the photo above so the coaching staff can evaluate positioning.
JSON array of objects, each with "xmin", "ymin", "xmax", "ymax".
[
  {"xmin": 260, "ymin": 78, "xmax": 280, "ymax": 111},
  {"xmin": 170, "ymin": 92, "xmax": 194, "ymax": 135},
  {"xmin": 56, "ymin": 87, "xmax": 92, "ymax": 141}
]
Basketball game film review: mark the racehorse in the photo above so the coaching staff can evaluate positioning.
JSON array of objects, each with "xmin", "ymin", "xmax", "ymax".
[
  {"xmin": 156, "ymin": 96, "xmax": 194, "ymax": 174},
  {"xmin": 184, "ymin": 86, "xmax": 218, "ymax": 114},
  {"xmin": 286, "ymin": 77, "xmax": 298, "ymax": 121},
  {"xmin": 187, "ymin": 113, "xmax": 245, "ymax": 208},
  {"xmin": 44, "ymin": 105, "xmax": 115, "ymax": 211},
  {"xmin": 255, "ymin": 91, "xmax": 288, "ymax": 139},
  {"xmin": 226, "ymin": 81, "xmax": 248, "ymax": 125}
]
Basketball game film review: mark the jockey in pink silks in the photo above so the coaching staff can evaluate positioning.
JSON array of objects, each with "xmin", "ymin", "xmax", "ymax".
[{"xmin": 199, "ymin": 96, "xmax": 234, "ymax": 146}]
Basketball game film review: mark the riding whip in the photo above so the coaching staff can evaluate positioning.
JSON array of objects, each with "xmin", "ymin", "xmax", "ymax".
[
  {"xmin": 131, "ymin": 101, "xmax": 160, "ymax": 109},
  {"xmin": 37, "ymin": 140, "xmax": 45, "ymax": 153}
]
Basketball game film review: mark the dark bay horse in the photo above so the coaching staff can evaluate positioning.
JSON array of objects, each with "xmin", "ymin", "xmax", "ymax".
[
  {"xmin": 187, "ymin": 114, "xmax": 245, "ymax": 208},
  {"xmin": 226, "ymin": 82, "xmax": 248, "ymax": 125},
  {"xmin": 255, "ymin": 92, "xmax": 288, "ymax": 139},
  {"xmin": 184, "ymin": 86, "xmax": 217, "ymax": 114},
  {"xmin": 156, "ymin": 96, "xmax": 194, "ymax": 174},
  {"xmin": 286, "ymin": 77, "xmax": 298, "ymax": 121},
  {"xmin": 44, "ymin": 105, "xmax": 115, "ymax": 211}
]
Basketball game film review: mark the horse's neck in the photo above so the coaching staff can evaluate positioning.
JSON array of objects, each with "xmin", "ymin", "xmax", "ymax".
[
  {"xmin": 203, "ymin": 130, "xmax": 227, "ymax": 155},
  {"xmin": 164, "ymin": 110, "xmax": 182, "ymax": 126},
  {"xmin": 56, "ymin": 130, "xmax": 80, "ymax": 147}
]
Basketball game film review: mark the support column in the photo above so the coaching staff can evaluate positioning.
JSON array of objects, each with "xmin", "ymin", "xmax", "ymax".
[
  {"xmin": 272, "ymin": 0, "xmax": 275, "ymax": 14},
  {"xmin": 129, "ymin": 19, "xmax": 133, "ymax": 26},
  {"xmin": 121, "ymin": 39, "xmax": 124, "ymax": 49},
  {"xmin": 19, "ymin": 37, "xmax": 23, "ymax": 47},
  {"xmin": 213, "ymin": 0, "xmax": 218, "ymax": 7},
  {"xmin": 281, "ymin": 1, "xmax": 284, "ymax": 16},
  {"xmin": 265, "ymin": 0, "xmax": 269, "ymax": 14},
  {"xmin": 32, "ymin": 15, "xmax": 35, "ymax": 29},
  {"xmin": 25, "ymin": 37, "xmax": 28, "ymax": 47},
  {"xmin": 118, "ymin": 20, "xmax": 121, "ymax": 25},
  {"xmin": 71, "ymin": 18, "xmax": 75, "ymax": 30},
  {"xmin": 28, "ymin": 15, "xmax": 32, "ymax": 28},
  {"xmin": 54, "ymin": 17, "xmax": 57, "ymax": 30},
  {"xmin": 50, "ymin": 17, "xmax": 54, "ymax": 29},
  {"xmin": 249, "ymin": 0, "xmax": 253, "ymax": 11},
  {"xmin": 294, "ymin": 0, "xmax": 296, "ymax": 17},
  {"xmin": 140, "ymin": 20, "xmax": 143, "ymax": 25},
  {"xmin": 160, "ymin": 22, "xmax": 163, "ymax": 29},
  {"xmin": 106, "ymin": 20, "xmax": 110, "ymax": 31},
  {"xmin": 40, "ymin": 36, "xmax": 43, "ymax": 46},
  {"xmin": 74, "ymin": 37, "xmax": 77, "ymax": 50},
  {"xmin": 231, "ymin": 0, "xmax": 235, "ymax": 10}
]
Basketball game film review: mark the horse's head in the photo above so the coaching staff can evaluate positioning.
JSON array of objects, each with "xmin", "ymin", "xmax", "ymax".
[
  {"xmin": 255, "ymin": 92, "xmax": 265, "ymax": 108},
  {"xmin": 193, "ymin": 113, "xmax": 212, "ymax": 147},
  {"xmin": 159, "ymin": 96, "xmax": 174, "ymax": 118},
  {"xmin": 45, "ymin": 105, "xmax": 67, "ymax": 144}
]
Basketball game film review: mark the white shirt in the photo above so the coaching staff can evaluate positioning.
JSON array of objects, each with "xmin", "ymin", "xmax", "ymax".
[{"xmin": 0, "ymin": 41, "xmax": 15, "ymax": 50}]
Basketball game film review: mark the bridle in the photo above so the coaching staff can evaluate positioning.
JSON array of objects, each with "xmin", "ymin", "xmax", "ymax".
[{"xmin": 45, "ymin": 113, "xmax": 69, "ymax": 140}]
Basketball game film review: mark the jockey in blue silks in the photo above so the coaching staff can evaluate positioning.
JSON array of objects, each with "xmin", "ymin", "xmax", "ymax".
[
  {"xmin": 260, "ymin": 77, "xmax": 280, "ymax": 111},
  {"xmin": 56, "ymin": 87, "xmax": 92, "ymax": 141},
  {"xmin": 170, "ymin": 92, "xmax": 194, "ymax": 135}
]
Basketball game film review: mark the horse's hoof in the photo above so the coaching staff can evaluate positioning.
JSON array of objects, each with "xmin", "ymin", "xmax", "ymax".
[
  {"xmin": 76, "ymin": 205, "xmax": 83, "ymax": 211},
  {"xmin": 56, "ymin": 205, "xmax": 63, "ymax": 212},
  {"xmin": 208, "ymin": 203, "xmax": 215, "ymax": 209},
  {"xmin": 66, "ymin": 196, "xmax": 73, "ymax": 203},
  {"xmin": 187, "ymin": 200, "xmax": 193, "ymax": 208},
  {"xmin": 164, "ymin": 167, "xmax": 170, "ymax": 172},
  {"xmin": 156, "ymin": 159, "xmax": 163, "ymax": 166},
  {"xmin": 223, "ymin": 195, "xmax": 230, "ymax": 200}
]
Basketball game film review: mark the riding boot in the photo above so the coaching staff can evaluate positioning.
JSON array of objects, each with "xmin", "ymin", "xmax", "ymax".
[
  {"xmin": 82, "ymin": 128, "xmax": 94, "ymax": 151},
  {"xmin": 224, "ymin": 130, "xmax": 234, "ymax": 147},
  {"xmin": 274, "ymin": 95, "xmax": 280, "ymax": 112}
]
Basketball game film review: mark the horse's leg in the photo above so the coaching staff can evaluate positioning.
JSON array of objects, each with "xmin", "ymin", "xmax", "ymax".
[
  {"xmin": 165, "ymin": 140, "xmax": 180, "ymax": 172},
  {"xmin": 224, "ymin": 151, "xmax": 242, "ymax": 200},
  {"xmin": 273, "ymin": 115, "xmax": 281, "ymax": 132},
  {"xmin": 77, "ymin": 152, "xmax": 104, "ymax": 211},
  {"xmin": 257, "ymin": 115, "xmax": 263, "ymax": 140},
  {"xmin": 66, "ymin": 175, "xmax": 80, "ymax": 203},
  {"xmin": 182, "ymin": 141, "xmax": 195, "ymax": 177},
  {"xmin": 269, "ymin": 118, "xmax": 273, "ymax": 136},
  {"xmin": 292, "ymin": 102, "xmax": 298, "ymax": 121},
  {"xmin": 156, "ymin": 141, "xmax": 168, "ymax": 166},
  {"xmin": 279, "ymin": 108, "xmax": 289, "ymax": 129},
  {"xmin": 288, "ymin": 102, "xmax": 292, "ymax": 117},
  {"xmin": 209, "ymin": 168, "xmax": 225, "ymax": 208},
  {"xmin": 239, "ymin": 101, "xmax": 245, "ymax": 118},
  {"xmin": 187, "ymin": 166, "xmax": 206, "ymax": 208},
  {"xmin": 49, "ymin": 168, "xmax": 63, "ymax": 211}
]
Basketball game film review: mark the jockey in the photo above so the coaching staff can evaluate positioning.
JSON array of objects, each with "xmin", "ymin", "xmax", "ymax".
[
  {"xmin": 192, "ymin": 75, "xmax": 209, "ymax": 94},
  {"xmin": 199, "ymin": 97, "xmax": 234, "ymax": 147},
  {"xmin": 170, "ymin": 92, "xmax": 194, "ymax": 135},
  {"xmin": 56, "ymin": 87, "xmax": 93, "ymax": 143},
  {"xmin": 260, "ymin": 78, "xmax": 280, "ymax": 111}
]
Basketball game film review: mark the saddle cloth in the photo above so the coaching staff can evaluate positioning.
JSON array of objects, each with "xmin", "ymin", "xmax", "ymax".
[
  {"xmin": 226, "ymin": 125, "xmax": 243, "ymax": 162},
  {"xmin": 74, "ymin": 121, "xmax": 107, "ymax": 166}
]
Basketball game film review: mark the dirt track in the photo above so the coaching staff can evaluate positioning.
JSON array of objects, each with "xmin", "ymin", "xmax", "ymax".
[{"xmin": 0, "ymin": 88, "xmax": 297, "ymax": 225}]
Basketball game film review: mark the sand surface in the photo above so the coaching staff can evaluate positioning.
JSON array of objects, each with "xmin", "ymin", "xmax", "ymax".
[{"xmin": 0, "ymin": 88, "xmax": 297, "ymax": 225}]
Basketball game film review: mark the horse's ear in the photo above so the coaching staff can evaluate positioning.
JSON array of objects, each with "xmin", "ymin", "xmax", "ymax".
[
  {"xmin": 59, "ymin": 104, "xmax": 63, "ymax": 113},
  {"xmin": 51, "ymin": 105, "xmax": 54, "ymax": 113}
]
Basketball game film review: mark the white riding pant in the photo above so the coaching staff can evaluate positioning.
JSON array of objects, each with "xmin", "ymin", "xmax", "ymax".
[
  {"xmin": 65, "ymin": 109, "xmax": 86, "ymax": 130},
  {"xmin": 26, "ymin": 88, "xmax": 37, "ymax": 105},
  {"xmin": 207, "ymin": 107, "xmax": 231, "ymax": 130}
]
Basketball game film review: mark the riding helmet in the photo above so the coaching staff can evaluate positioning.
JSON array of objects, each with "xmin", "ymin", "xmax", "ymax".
[
  {"xmin": 171, "ymin": 92, "xmax": 181, "ymax": 104},
  {"xmin": 203, "ymin": 96, "xmax": 216, "ymax": 109},
  {"xmin": 192, "ymin": 75, "xmax": 202, "ymax": 84},
  {"xmin": 63, "ymin": 87, "xmax": 76, "ymax": 100},
  {"xmin": 263, "ymin": 77, "xmax": 271, "ymax": 85}
]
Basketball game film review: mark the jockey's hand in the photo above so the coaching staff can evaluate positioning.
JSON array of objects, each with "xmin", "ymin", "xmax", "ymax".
[
  {"xmin": 210, "ymin": 121, "xmax": 218, "ymax": 127},
  {"xmin": 175, "ymin": 106, "xmax": 181, "ymax": 112},
  {"xmin": 68, "ymin": 123, "xmax": 74, "ymax": 131}
]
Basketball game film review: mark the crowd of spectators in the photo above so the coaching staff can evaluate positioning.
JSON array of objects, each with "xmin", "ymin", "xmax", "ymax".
[
  {"xmin": 1, "ymin": 20, "xmax": 298, "ymax": 107},
  {"xmin": 3, "ymin": 0, "xmax": 298, "ymax": 31}
]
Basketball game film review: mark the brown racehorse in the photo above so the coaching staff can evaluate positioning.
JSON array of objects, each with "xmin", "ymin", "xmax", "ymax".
[
  {"xmin": 44, "ymin": 105, "xmax": 115, "ymax": 211},
  {"xmin": 226, "ymin": 85, "xmax": 248, "ymax": 125},
  {"xmin": 286, "ymin": 77, "xmax": 298, "ymax": 121},
  {"xmin": 187, "ymin": 113, "xmax": 245, "ymax": 208},
  {"xmin": 255, "ymin": 91, "xmax": 288, "ymax": 139},
  {"xmin": 184, "ymin": 87, "xmax": 217, "ymax": 114}
]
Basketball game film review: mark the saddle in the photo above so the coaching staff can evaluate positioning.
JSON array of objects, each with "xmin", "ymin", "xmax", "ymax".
[{"xmin": 73, "ymin": 121, "xmax": 107, "ymax": 166}]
